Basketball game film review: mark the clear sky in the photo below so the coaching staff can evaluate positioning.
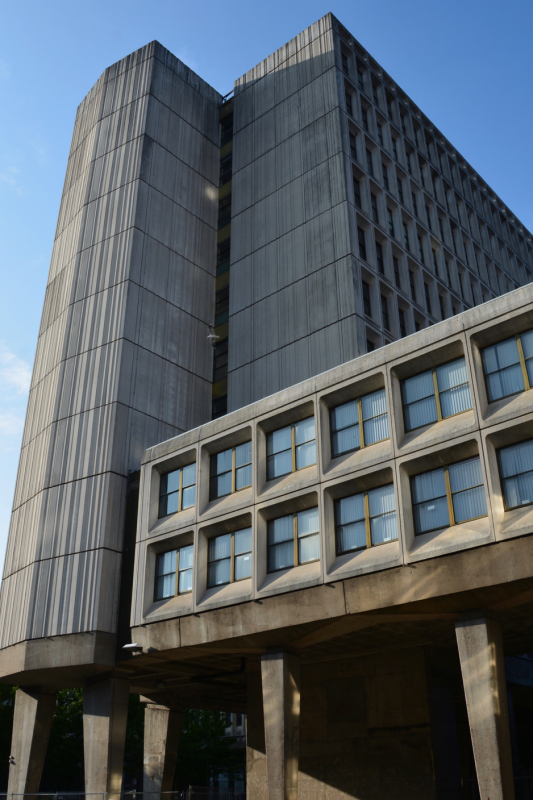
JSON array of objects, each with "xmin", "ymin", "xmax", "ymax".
[{"xmin": 0, "ymin": 0, "xmax": 532, "ymax": 572}]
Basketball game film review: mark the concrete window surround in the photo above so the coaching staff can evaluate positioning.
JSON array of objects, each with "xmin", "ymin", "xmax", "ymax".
[{"xmin": 132, "ymin": 286, "xmax": 533, "ymax": 627}]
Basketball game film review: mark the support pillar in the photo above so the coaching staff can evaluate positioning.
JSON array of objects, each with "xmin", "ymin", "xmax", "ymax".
[
  {"xmin": 143, "ymin": 701, "xmax": 182, "ymax": 797},
  {"xmin": 261, "ymin": 650, "xmax": 300, "ymax": 800},
  {"xmin": 455, "ymin": 615, "xmax": 515, "ymax": 800},
  {"xmin": 246, "ymin": 671, "xmax": 267, "ymax": 800},
  {"xmin": 83, "ymin": 676, "xmax": 129, "ymax": 795},
  {"xmin": 7, "ymin": 687, "xmax": 56, "ymax": 793}
]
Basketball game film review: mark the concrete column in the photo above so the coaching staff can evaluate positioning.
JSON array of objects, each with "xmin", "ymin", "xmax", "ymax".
[
  {"xmin": 143, "ymin": 702, "xmax": 182, "ymax": 797},
  {"xmin": 246, "ymin": 671, "xmax": 268, "ymax": 800},
  {"xmin": 261, "ymin": 650, "xmax": 301, "ymax": 800},
  {"xmin": 7, "ymin": 687, "xmax": 56, "ymax": 793},
  {"xmin": 83, "ymin": 676, "xmax": 130, "ymax": 795},
  {"xmin": 455, "ymin": 615, "xmax": 515, "ymax": 800}
]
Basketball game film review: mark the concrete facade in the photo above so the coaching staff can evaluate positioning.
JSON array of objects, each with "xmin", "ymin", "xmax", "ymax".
[{"xmin": 2, "ymin": 12, "xmax": 533, "ymax": 799}]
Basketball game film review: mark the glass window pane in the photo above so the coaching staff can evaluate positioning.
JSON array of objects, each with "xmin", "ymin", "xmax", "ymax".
[
  {"xmin": 412, "ymin": 468, "xmax": 447, "ymax": 504},
  {"xmin": 182, "ymin": 485, "xmax": 195, "ymax": 509},
  {"xmin": 295, "ymin": 440, "xmax": 316, "ymax": 469},
  {"xmin": 182, "ymin": 463, "xmax": 196, "ymax": 487},
  {"xmin": 520, "ymin": 329, "xmax": 533, "ymax": 360},
  {"xmin": 235, "ymin": 441, "xmax": 252, "ymax": 468},
  {"xmin": 236, "ymin": 463, "xmax": 252, "ymax": 490},
  {"xmin": 298, "ymin": 532, "xmax": 320, "ymax": 564},
  {"xmin": 363, "ymin": 414, "xmax": 389, "ymax": 444},
  {"xmin": 208, "ymin": 559, "xmax": 231, "ymax": 587},
  {"xmin": 500, "ymin": 440, "xmax": 533, "ymax": 478},
  {"xmin": 331, "ymin": 401, "xmax": 358, "ymax": 432},
  {"xmin": 155, "ymin": 574, "xmax": 176, "ymax": 600},
  {"xmin": 234, "ymin": 528, "xmax": 252, "ymax": 555},
  {"xmin": 179, "ymin": 545, "xmax": 194, "ymax": 570},
  {"xmin": 267, "ymin": 450, "xmax": 292, "ymax": 479},
  {"xmin": 235, "ymin": 553, "xmax": 252, "ymax": 580},
  {"xmin": 294, "ymin": 417, "xmax": 315, "ymax": 445},
  {"xmin": 332, "ymin": 425, "xmax": 360, "ymax": 457},
  {"xmin": 213, "ymin": 472, "xmax": 232, "ymax": 498},
  {"xmin": 267, "ymin": 427, "xmax": 291, "ymax": 456},
  {"xmin": 452, "ymin": 486, "xmax": 487, "ymax": 523},
  {"xmin": 161, "ymin": 469, "xmax": 180, "ymax": 495},
  {"xmin": 503, "ymin": 472, "xmax": 533, "ymax": 509},
  {"xmin": 414, "ymin": 496, "xmax": 450, "ymax": 534},
  {"xmin": 297, "ymin": 507, "xmax": 319, "ymax": 536},
  {"xmin": 448, "ymin": 458, "xmax": 483, "ymax": 493},
  {"xmin": 526, "ymin": 359, "xmax": 533, "ymax": 388},
  {"xmin": 482, "ymin": 338, "xmax": 520, "ymax": 374},
  {"xmin": 368, "ymin": 484, "xmax": 396, "ymax": 517},
  {"xmin": 160, "ymin": 491, "xmax": 179, "ymax": 517},
  {"xmin": 268, "ymin": 541, "xmax": 294, "ymax": 572},
  {"xmin": 178, "ymin": 568, "xmax": 193, "ymax": 594},
  {"xmin": 436, "ymin": 358, "xmax": 468, "ymax": 392},
  {"xmin": 361, "ymin": 389, "xmax": 387, "ymax": 420},
  {"xmin": 268, "ymin": 516, "xmax": 293, "ymax": 545},
  {"xmin": 336, "ymin": 493, "xmax": 365, "ymax": 526},
  {"xmin": 402, "ymin": 371, "xmax": 434, "ymax": 404},
  {"xmin": 404, "ymin": 395, "xmax": 438, "ymax": 431},
  {"xmin": 156, "ymin": 550, "xmax": 176, "ymax": 577},
  {"xmin": 485, "ymin": 364, "xmax": 524, "ymax": 402},
  {"xmin": 337, "ymin": 521, "xmax": 367, "ymax": 552},
  {"xmin": 212, "ymin": 449, "xmax": 233, "ymax": 476},
  {"xmin": 370, "ymin": 511, "xmax": 398, "ymax": 545},
  {"xmin": 439, "ymin": 384, "xmax": 472, "ymax": 418},
  {"xmin": 208, "ymin": 534, "xmax": 231, "ymax": 562}
]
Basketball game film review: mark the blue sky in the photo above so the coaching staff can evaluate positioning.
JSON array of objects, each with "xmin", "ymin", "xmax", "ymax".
[{"xmin": 0, "ymin": 0, "xmax": 532, "ymax": 571}]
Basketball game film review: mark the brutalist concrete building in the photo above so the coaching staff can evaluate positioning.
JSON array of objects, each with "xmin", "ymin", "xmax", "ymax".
[{"xmin": 3, "ymin": 12, "xmax": 533, "ymax": 800}]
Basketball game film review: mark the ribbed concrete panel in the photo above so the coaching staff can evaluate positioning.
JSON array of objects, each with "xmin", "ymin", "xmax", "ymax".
[
  {"xmin": 0, "ymin": 43, "xmax": 221, "ymax": 653},
  {"xmin": 228, "ymin": 16, "xmax": 357, "ymax": 411}
]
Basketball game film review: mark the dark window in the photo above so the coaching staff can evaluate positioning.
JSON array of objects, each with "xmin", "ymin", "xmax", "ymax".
[
  {"xmin": 366, "ymin": 148, "xmax": 373, "ymax": 176},
  {"xmin": 376, "ymin": 241, "xmax": 384, "ymax": 274},
  {"xmin": 409, "ymin": 271, "xmax": 416, "ymax": 301},
  {"xmin": 387, "ymin": 209, "xmax": 394, "ymax": 237},
  {"xmin": 345, "ymin": 91, "xmax": 353, "ymax": 116},
  {"xmin": 357, "ymin": 67, "xmax": 365, "ymax": 91},
  {"xmin": 392, "ymin": 138, "xmax": 398, "ymax": 161},
  {"xmin": 426, "ymin": 205, "xmax": 432, "ymax": 231},
  {"xmin": 341, "ymin": 51, "xmax": 349, "ymax": 74},
  {"xmin": 386, "ymin": 96, "xmax": 393, "ymax": 120},
  {"xmin": 213, "ymin": 338, "xmax": 229, "ymax": 383},
  {"xmin": 358, "ymin": 227, "xmax": 367, "ymax": 261},
  {"xmin": 362, "ymin": 281, "xmax": 371, "ymax": 315},
  {"xmin": 381, "ymin": 294, "xmax": 390, "ymax": 330},
  {"xmin": 412, "ymin": 192, "xmax": 418, "ymax": 217},
  {"xmin": 439, "ymin": 294, "xmax": 446, "ymax": 320},
  {"xmin": 424, "ymin": 283, "xmax": 431, "ymax": 315},
  {"xmin": 367, "ymin": 338, "xmax": 375, "ymax": 352},
  {"xmin": 349, "ymin": 132, "xmax": 357, "ymax": 160},
  {"xmin": 401, "ymin": 114, "xmax": 407, "ymax": 136},
  {"xmin": 212, "ymin": 395, "xmax": 227, "ymax": 419},
  {"xmin": 217, "ymin": 239, "xmax": 231, "ymax": 276},
  {"xmin": 215, "ymin": 285, "xmax": 230, "ymax": 326},
  {"xmin": 432, "ymin": 249, "xmax": 438, "ymax": 272},
  {"xmin": 377, "ymin": 124, "xmax": 383, "ymax": 146},
  {"xmin": 439, "ymin": 216, "xmax": 445, "ymax": 242},
  {"xmin": 398, "ymin": 307, "xmax": 407, "ymax": 337},
  {"xmin": 219, "ymin": 153, "xmax": 232, "ymax": 186},
  {"xmin": 362, "ymin": 106, "xmax": 369, "ymax": 132},
  {"xmin": 218, "ymin": 195, "xmax": 231, "ymax": 229},
  {"xmin": 406, "ymin": 151, "xmax": 412, "ymax": 175},
  {"xmin": 353, "ymin": 178, "xmax": 362, "ymax": 209},
  {"xmin": 418, "ymin": 236, "xmax": 425, "ymax": 265},
  {"xmin": 397, "ymin": 179, "xmax": 404, "ymax": 204},
  {"xmin": 371, "ymin": 194, "xmax": 378, "ymax": 223},
  {"xmin": 382, "ymin": 162, "xmax": 389, "ymax": 190},
  {"xmin": 393, "ymin": 256, "xmax": 400, "ymax": 287},
  {"xmin": 220, "ymin": 114, "xmax": 233, "ymax": 147},
  {"xmin": 372, "ymin": 83, "xmax": 379, "ymax": 105},
  {"xmin": 415, "ymin": 320, "xmax": 421, "ymax": 332},
  {"xmin": 403, "ymin": 223, "xmax": 410, "ymax": 251}
]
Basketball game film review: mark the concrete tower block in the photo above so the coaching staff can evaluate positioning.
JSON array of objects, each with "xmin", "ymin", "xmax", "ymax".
[
  {"xmin": 143, "ymin": 702, "xmax": 183, "ymax": 796},
  {"xmin": 455, "ymin": 616, "xmax": 515, "ymax": 800},
  {"xmin": 83, "ymin": 677, "xmax": 130, "ymax": 794},
  {"xmin": 246, "ymin": 671, "xmax": 268, "ymax": 800},
  {"xmin": 261, "ymin": 650, "xmax": 301, "ymax": 800},
  {"xmin": 7, "ymin": 688, "xmax": 56, "ymax": 793}
]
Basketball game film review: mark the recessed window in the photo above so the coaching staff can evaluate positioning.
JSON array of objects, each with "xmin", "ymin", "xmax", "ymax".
[
  {"xmin": 393, "ymin": 256, "xmax": 400, "ymax": 287},
  {"xmin": 382, "ymin": 162, "xmax": 389, "ymax": 190},
  {"xmin": 210, "ymin": 442, "xmax": 252, "ymax": 499},
  {"xmin": 365, "ymin": 148, "xmax": 373, "ymax": 176},
  {"xmin": 377, "ymin": 124, "xmax": 383, "ymax": 146},
  {"xmin": 219, "ymin": 153, "xmax": 232, "ymax": 187},
  {"xmin": 155, "ymin": 545, "xmax": 194, "ymax": 600},
  {"xmin": 362, "ymin": 107, "xmax": 369, "ymax": 132},
  {"xmin": 401, "ymin": 357, "xmax": 472, "ymax": 432},
  {"xmin": 481, "ymin": 329, "xmax": 533, "ymax": 403},
  {"xmin": 372, "ymin": 83, "xmax": 379, "ymax": 105},
  {"xmin": 392, "ymin": 138, "xmax": 398, "ymax": 161},
  {"xmin": 412, "ymin": 192, "xmax": 418, "ymax": 218},
  {"xmin": 345, "ymin": 90, "xmax": 353, "ymax": 117},
  {"xmin": 335, "ymin": 484, "xmax": 398, "ymax": 554},
  {"xmin": 397, "ymin": 178, "xmax": 404, "ymax": 205},
  {"xmin": 498, "ymin": 439, "xmax": 533, "ymax": 510},
  {"xmin": 218, "ymin": 195, "xmax": 231, "ymax": 229},
  {"xmin": 266, "ymin": 417, "xmax": 316, "ymax": 480},
  {"xmin": 381, "ymin": 293, "xmax": 390, "ymax": 330},
  {"xmin": 267, "ymin": 508, "xmax": 319, "ymax": 573},
  {"xmin": 207, "ymin": 528, "xmax": 252, "ymax": 587},
  {"xmin": 159, "ymin": 464, "xmax": 196, "ymax": 517},
  {"xmin": 330, "ymin": 388, "xmax": 389, "ymax": 458},
  {"xmin": 353, "ymin": 177, "xmax": 362, "ymax": 209},
  {"xmin": 387, "ymin": 209, "xmax": 394, "ymax": 237},
  {"xmin": 409, "ymin": 271, "xmax": 416, "ymax": 302},
  {"xmin": 358, "ymin": 227, "xmax": 367, "ymax": 261},
  {"xmin": 349, "ymin": 132, "xmax": 358, "ymax": 160},
  {"xmin": 424, "ymin": 283, "xmax": 431, "ymax": 315},
  {"xmin": 217, "ymin": 239, "xmax": 231, "ymax": 276},
  {"xmin": 371, "ymin": 194, "xmax": 378, "ymax": 223},
  {"xmin": 357, "ymin": 67, "xmax": 365, "ymax": 92},
  {"xmin": 341, "ymin": 51, "xmax": 349, "ymax": 74},
  {"xmin": 411, "ymin": 457, "xmax": 487, "ymax": 535},
  {"xmin": 403, "ymin": 223, "xmax": 410, "ymax": 251},
  {"xmin": 398, "ymin": 307, "xmax": 407, "ymax": 337},
  {"xmin": 362, "ymin": 280, "xmax": 371, "ymax": 315},
  {"xmin": 376, "ymin": 241, "xmax": 384, "ymax": 274}
]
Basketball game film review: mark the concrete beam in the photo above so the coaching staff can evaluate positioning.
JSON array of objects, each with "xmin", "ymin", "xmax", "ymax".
[
  {"xmin": 7, "ymin": 687, "xmax": 56, "ymax": 793},
  {"xmin": 143, "ymin": 701, "xmax": 182, "ymax": 797},
  {"xmin": 83, "ymin": 677, "xmax": 130, "ymax": 795},
  {"xmin": 261, "ymin": 650, "xmax": 300, "ymax": 800},
  {"xmin": 455, "ymin": 616, "xmax": 515, "ymax": 800}
]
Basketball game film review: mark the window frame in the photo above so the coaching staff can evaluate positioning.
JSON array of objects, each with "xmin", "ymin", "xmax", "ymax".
[
  {"xmin": 481, "ymin": 331, "xmax": 532, "ymax": 404},
  {"xmin": 335, "ymin": 483, "xmax": 398, "ymax": 555},
  {"xmin": 159, "ymin": 464, "xmax": 196, "ymax": 518},
  {"xmin": 267, "ymin": 508, "xmax": 320, "ymax": 574},
  {"xmin": 401, "ymin": 357, "xmax": 472, "ymax": 432},
  {"xmin": 154, "ymin": 544, "xmax": 194, "ymax": 601},
  {"xmin": 266, "ymin": 417, "xmax": 316, "ymax": 481},
  {"xmin": 497, "ymin": 438, "xmax": 533, "ymax": 512},
  {"xmin": 209, "ymin": 443, "xmax": 252, "ymax": 500},
  {"xmin": 330, "ymin": 389, "xmax": 390, "ymax": 458},
  {"xmin": 207, "ymin": 528, "xmax": 253, "ymax": 588}
]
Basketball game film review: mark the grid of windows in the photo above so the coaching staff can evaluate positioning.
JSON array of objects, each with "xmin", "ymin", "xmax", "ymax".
[
  {"xmin": 210, "ymin": 443, "xmax": 252, "ymax": 499},
  {"xmin": 267, "ymin": 508, "xmax": 320, "ymax": 573},
  {"xmin": 159, "ymin": 465, "xmax": 196, "ymax": 517},
  {"xmin": 207, "ymin": 528, "xmax": 252, "ymax": 587},
  {"xmin": 411, "ymin": 457, "xmax": 487, "ymax": 535},
  {"xmin": 155, "ymin": 545, "xmax": 194, "ymax": 600},
  {"xmin": 498, "ymin": 439, "xmax": 533, "ymax": 510},
  {"xmin": 481, "ymin": 329, "xmax": 533, "ymax": 403},
  {"xmin": 401, "ymin": 358, "xmax": 472, "ymax": 431},
  {"xmin": 330, "ymin": 389, "xmax": 389, "ymax": 458},
  {"xmin": 335, "ymin": 484, "xmax": 398, "ymax": 554},
  {"xmin": 267, "ymin": 418, "xmax": 316, "ymax": 480}
]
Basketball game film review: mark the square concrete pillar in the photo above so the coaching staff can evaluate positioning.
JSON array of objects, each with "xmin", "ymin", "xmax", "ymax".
[
  {"xmin": 246, "ymin": 671, "xmax": 268, "ymax": 800},
  {"xmin": 455, "ymin": 616, "xmax": 515, "ymax": 800},
  {"xmin": 261, "ymin": 650, "xmax": 301, "ymax": 800},
  {"xmin": 143, "ymin": 701, "xmax": 182, "ymax": 797},
  {"xmin": 83, "ymin": 676, "xmax": 130, "ymax": 795},
  {"xmin": 8, "ymin": 687, "xmax": 56, "ymax": 793}
]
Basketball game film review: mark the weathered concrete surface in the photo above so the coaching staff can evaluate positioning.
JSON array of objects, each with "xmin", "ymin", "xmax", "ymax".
[
  {"xmin": 246, "ymin": 671, "xmax": 268, "ymax": 800},
  {"xmin": 143, "ymin": 702, "xmax": 183, "ymax": 795},
  {"xmin": 83, "ymin": 677, "xmax": 130, "ymax": 793},
  {"xmin": 455, "ymin": 616, "xmax": 515, "ymax": 800},
  {"xmin": 7, "ymin": 688, "xmax": 56, "ymax": 793}
]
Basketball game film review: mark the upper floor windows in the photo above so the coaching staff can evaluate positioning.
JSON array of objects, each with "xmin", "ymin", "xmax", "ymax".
[
  {"xmin": 377, "ymin": 124, "xmax": 383, "ymax": 146},
  {"xmin": 498, "ymin": 439, "xmax": 533, "ymax": 510},
  {"xmin": 481, "ymin": 329, "xmax": 533, "ymax": 403},
  {"xmin": 159, "ymin": 464, "xmax": 196, "ymax": 518},
  {"xmin": 330, "ymin": 389, "xmax": 389, "ymax": 458},
  {"xmin": 362, "ymin": 107, "xmax": 369, "ymax": 132},
  {"xmin": 341, "ymin": 51, "xmax": 349, "ymax": 74},
  {"xmin": 349, "ymin": 132, "xmax": 358, "ymax": 161},
  {"xmin": 155, "ymin": 545, "xmax": 194, "ymax": 600},
  {"xmin": 411, "ymin": 457, "xmax": 487, "ymax": 535},
  {"xmin": 207, "ymin": 528, "xmax": 252, "ymax": 587},
  {"xmin": 357, "ymin": 67, "xmax": 365, "ymax": 92},
  {"xmin": 267, "ymin": 418, "xmax": 316, "ymax": 480},
  {"xmin": 267, "ymin": 508, "xmax": 319, "ymax": 573},
  {"xmin": 345, "ymin": 90, "xmax": 354, "ymax": 117},
  {"xmin": 335, "ymin": 484, "xmax": 398, "ymax": 554},
  {"xmin": 210, "ymin": 443, "xmax": 252, "ymax": 499},
  {"xmin": 401, "ymin": 358, "xmax": 472, "ymax": 432}
]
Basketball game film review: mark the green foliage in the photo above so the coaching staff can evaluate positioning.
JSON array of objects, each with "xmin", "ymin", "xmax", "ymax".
[
  {"xmin": 40, "ymin": 688, "xmax": 84, "ymax": 790},
  {"xmin": 174, "ymin": 709, "xmax": 244, "ymax": 790}
]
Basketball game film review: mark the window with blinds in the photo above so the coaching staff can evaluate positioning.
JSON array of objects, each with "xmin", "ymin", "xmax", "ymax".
[
  {"xmin": 481, "ymin": 329, "xmax": 533, "ymax": 403},
  {"xmin": 159, "ymin": 464, "xmax": 196, "ymax": 518},
  {"xmin": 266, "ymin": 418, "xmax": 316, "ymax": 480},
  {"xmin": 330, "ymin": 389, "xmax": 389, "ymax": 458},
  {"xmin": 210, "ymin": 442, "xmax": 252, "ymax": 499},
  {"xmin": 267, "ymin": 508, "xmax": 319, "ymax": 573},
  {"xmin": 154, "ymin": 545, "xmax": 194, "ymax": 600},
  {"xmin": 335, "ymin": 484, "xmax": 398, "ymax": 554},
  {"xmin": 401, "ymin": 358, "xmax": 472, "ymax": 432},
  {"xmin": 207, "ymin": 528, "xmax": 252, "ymax": 588},
  {"xmin": 498, "ymin": 439, "xmax": 533, "ymax": 511}
]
